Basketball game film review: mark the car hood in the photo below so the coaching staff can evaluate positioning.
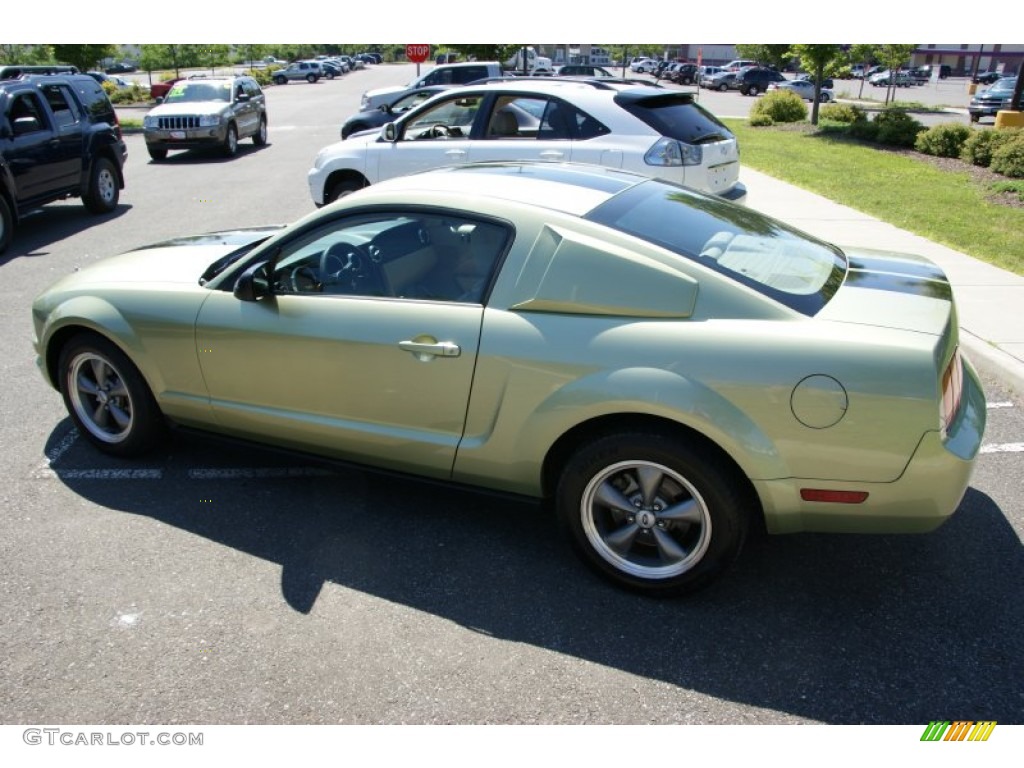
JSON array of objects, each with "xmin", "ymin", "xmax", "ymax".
[
  {"xmin": 48, "ymin": 228, "xmax": 282, "ymax": 289},
  {"xmin": 148, "ymin": 101, "xmax": 230, "ymax": 117},
  {"xmin": 364, "ymin": 84, "xmax": 405, "ymax": 101},
  {"xmin": 817, "ymin": 247, "xmax": 954, "ymax": 336}
]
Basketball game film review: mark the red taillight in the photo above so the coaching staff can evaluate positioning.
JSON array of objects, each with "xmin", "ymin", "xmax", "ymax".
[
  {"xmin": 800, "ymin": 489, "xmax": 869, "ymax": 504},
  {"xmin": 940, "ymin": 348, "xmax": 964, "ymax": 436}
]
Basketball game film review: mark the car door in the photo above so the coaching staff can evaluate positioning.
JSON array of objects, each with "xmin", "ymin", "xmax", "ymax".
[
  {"xmin": 467, "ymin": 94, "xmax": 575, "ymax": 165},
  {"xmin": 375, "ymin": 93, "xmax": 482, "ymax": 182},
  {"xmin": 194, "ymin": 209, "xmax": 510, "ymax": 479},
  {"xmin": 2, "ymin": 89, "xmax": 68, "ymax": 202}
]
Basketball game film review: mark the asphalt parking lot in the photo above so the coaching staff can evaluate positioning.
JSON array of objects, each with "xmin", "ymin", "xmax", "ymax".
[{"xmin": 2, "ymin": 65, "xmax": 1022, "ymax": 730}]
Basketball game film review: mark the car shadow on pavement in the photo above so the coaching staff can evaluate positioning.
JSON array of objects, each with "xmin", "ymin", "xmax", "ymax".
[
  {"xmin": 0, "ymin": 204, "xmax": 132, "ymax": 267},
  {"xmin": 146, "ymin": 143, "xmax": 270, "ymax": 165},
  {"xmin": 48, "ymin": 426, "xmax": 1024, "ymax": 725}
]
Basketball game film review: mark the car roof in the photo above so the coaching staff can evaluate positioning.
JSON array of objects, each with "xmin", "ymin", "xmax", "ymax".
[{"xmin": 365, "ymin": 161, "xmax": 647, "ymax": 216}]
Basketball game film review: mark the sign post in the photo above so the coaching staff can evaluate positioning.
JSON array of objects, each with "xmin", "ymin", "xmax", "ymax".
[{"xmin": 405, "ymin": 44, "xmax": 430, "ymax": 76}]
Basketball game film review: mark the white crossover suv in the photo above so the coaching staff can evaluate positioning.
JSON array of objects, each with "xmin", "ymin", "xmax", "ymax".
[{"xmin": 308, "ymin": 79, "xmax": 746, "ymax": 206}]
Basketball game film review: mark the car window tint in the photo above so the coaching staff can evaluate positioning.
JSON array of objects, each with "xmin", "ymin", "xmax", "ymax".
[
  {"xmin": 616, "ymin": 93, "xmax": 732, "ymax": 144},
  {"xmin": 40, "ymin": 84, "xmax": 80, "ymax": 127},
  {"xmin": 402, "ymin": 95, "xmax": 482, "ymax": 140},
  {"xmin": 271, "ymin": 212, "xmax": 509, "ymax": 303},
  {"xmin": 8, "ymin": 92, "xmax": 48, "ymax": 130}
]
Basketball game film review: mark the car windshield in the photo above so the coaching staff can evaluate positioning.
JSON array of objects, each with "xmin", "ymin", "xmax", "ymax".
[
  {"xmin": 164, "ymin": 81, "xmax": 230, "ymax": 103},
  {"xmin": 990, "ymin": 78, "xmax": 1017, "ymax": 93},
  {"xmin": 586, "ymin": 180, "xmax": 847, "ymax": 315}
]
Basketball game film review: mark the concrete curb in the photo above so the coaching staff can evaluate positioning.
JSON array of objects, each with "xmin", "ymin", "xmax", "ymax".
[{"xmin": 961, "ymin": 333, "xmax": 1024, "ymax": 400}]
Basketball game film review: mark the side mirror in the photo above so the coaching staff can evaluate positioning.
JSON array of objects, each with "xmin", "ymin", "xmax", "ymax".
[
  {"xmin": 233, "ymin": 261, "xmax": 272, "ymax": 302},
  {"xmin": 13, "ymin": 116, "xmax": 41, "ymax": 135},
  {"xmin": 155, "ymin": 97, "xmax": 164, "ymax": 105},
  {"xmin": 236, "ymin": 93, "xmax": 250, "ymax": 102},
  {"xmin": 382, "ymin": 122, "xmax": 397, "ymax": 142}
]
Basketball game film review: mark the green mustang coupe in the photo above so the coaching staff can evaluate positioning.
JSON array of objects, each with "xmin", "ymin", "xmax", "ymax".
[{"xmin": 32, "ymin": 162, "xmax": 986, "ymax": 595}]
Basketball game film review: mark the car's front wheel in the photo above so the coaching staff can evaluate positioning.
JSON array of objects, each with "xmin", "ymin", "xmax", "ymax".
[
  {"xmin": 58, "ymin": 333, "xmax": 166, "ymax": 457},
  {"xmin": 222, "ymin": 123, "xmax": 238, "ymax": 157},
  {"xmin": 556, "ymin": 432, "xmax": 749, "ymax": 596},
  {"xmin": 82, "ymin": 157, "xmax": 119, "ymax": 213},
  {"xmin": 147, "ymin": 147, "xmax": 167, "ymax": 161},
  {"xmin": 306, "ymin": 73, "xmax": 317, "ymax": 83},
  {"xmin": 326, "ymin": 177, "xmax": 365, "ymax": 203},
  {"xmin": 253, "ymin": 116, "xmax": 268, "ymax": 146},
  {"xmin": 747, "ymin": 85, "xmax": 760, "ymax": 96},
  {"xmin": 718, "ymin": 82, "xmax": 728, "ymax": 92},
  {"xmin": 820, "ymin": 92, "xmax": 831, "ymax": 103},
  {"xmin": 274, "ymin": 76, "xmax": 287, "ymax": 85}
]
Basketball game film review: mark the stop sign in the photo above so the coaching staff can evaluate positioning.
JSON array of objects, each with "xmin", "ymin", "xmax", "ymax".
[{"xmin": 405, "ymin": 44, "xmax": 430, "ymax": 64}]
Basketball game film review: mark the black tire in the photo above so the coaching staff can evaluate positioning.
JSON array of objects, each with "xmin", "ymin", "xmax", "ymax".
[
  {"xmin": 253, "ymin": 116, "xmax": 268, "ymax": 146},
  {"xmin": 747, "ymin": 85, "xmax": 760, "ymax": 96},
  {"xmin": 57, "ymin": 333, "xmax": 166, "ymax": 457},
  {"xmin": 326, "ymin": 177, "xmax": 365, "ymax": 203},
  {"xmin": 306, "ymin": 73, "xmax": 317, "ymax": 83},
  {"xmin": 147, "ymin": 147, "xmax": 167, "ymax": 161},
  {"xmin": 274, "ymin": 76, "xmax": 287, "ymax": 85},
  {"xmin": 718, "ymin": 82, "xmax": 728, "ymax": 92},
  {"xmin": 820, "ymin": 92, "xmax": 831, "ymax": 103},
  {"xmin": 82, "ymin": 157, "xmax": 119, "ymax": 213},
  {"xmin": 222, "ymin": 123, "xmax": 238, "ymax": 157},
  {"xmin": 0, "ymin": 194, "xmax": 12, "ymax": 255},
  {"xmin": 555, "ymin": 432, "xmax": 750, "ymax": 596}
]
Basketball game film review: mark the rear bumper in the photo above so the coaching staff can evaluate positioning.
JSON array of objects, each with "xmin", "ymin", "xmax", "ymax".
[{"xmin": 757, "ymin": 357, "xmax": 986, "ymax": 534}]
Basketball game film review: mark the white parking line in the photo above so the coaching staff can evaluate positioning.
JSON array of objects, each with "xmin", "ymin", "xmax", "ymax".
[
  {"xmin": 980, "ymin": 443, "xmax": 1024, "ymax": 454},
  {"xmin": 987, "ymin": 401, "xmax": 1015, "ymax": 409},
  {"xmin": 188, "ymin": 467, "xmax": 335, "ymax": 479},
  {"xmin": 33, "ymin": 468, "xmax": 164, "ymax": 480}
]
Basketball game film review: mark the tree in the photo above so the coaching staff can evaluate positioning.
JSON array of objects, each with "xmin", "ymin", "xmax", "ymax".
[
  {"xmin": 0, "ymin": 44, "xmax": 55, "ymax": 65},
  {"xmin": 735, "ymin": 44, "xmax": 793, "ymax": 71},
  {"xmin": 876, "ymin": 44, "xmax": 917, "ymax": 105},
  {"xmin": 439, "ymin": 44, "xmax": 520, "ymax": 65},
  {"xmin": 52, "ymin": 44, "xmax": 117, "ymax": 72},
  {"xmin": 847, "ymin": 43, "xmax": 878, "ymax": 99},
  {"xmin": 790, "ymin": 44, "xmax": 844, "ymax": 124}
]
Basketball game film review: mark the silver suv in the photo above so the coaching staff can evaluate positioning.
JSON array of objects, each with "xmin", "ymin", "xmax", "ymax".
[
  {"xmin": 143, "ymin": 75, "xmax": 267, "ymax": 160},
  {"xmin": 309, "ymin": 79, "xmax": 746, "ymax": 205}
]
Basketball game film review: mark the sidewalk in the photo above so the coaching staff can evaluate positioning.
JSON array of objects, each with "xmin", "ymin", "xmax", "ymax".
[{"xmin": 739, "ymin": 166, "xmax": 1024, "ymax": 397}]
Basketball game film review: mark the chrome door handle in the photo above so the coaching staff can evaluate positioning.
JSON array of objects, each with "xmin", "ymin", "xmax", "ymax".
[
  {"xmin": 539, "ymin": 150, "xmax": 565, "ymax": 159},
  {"xmin": 445, "ymin": 149, "xmax": 467, "ymax": 159},
  {"xmin": 399, "ymin": 340, "xmax": 461, "ymax": 361}
]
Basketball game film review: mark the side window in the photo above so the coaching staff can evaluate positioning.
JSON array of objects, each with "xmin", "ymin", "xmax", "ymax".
[
  {"xmin": 538, "ymin": 100, "xmax": 609, "ymax": 140},
  {"xmin": 485, "ymin": 96, "xmax": 546, "ymax": 139},
  {"xmin": 270, "ymin": 212, "xmax": 509, "ymax": 303},
  {"xmin": 7, "ymin": 92, "xmax": 49, "ymax": 132},
  {"xmin": 401, "ymin": 95, "xmax": 482, "ymax": 140},
  {"xmin": 453, "ymin": 67, "xmax": 486, "ymax": 84}
]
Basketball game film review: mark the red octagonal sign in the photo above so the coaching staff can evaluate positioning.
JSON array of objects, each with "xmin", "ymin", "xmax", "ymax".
[{"xmin": 405, "ymin": 44, "xmax": 430, "ymax": 64}]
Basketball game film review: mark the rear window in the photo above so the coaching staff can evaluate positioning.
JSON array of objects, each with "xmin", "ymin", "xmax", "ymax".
[
  {"xmin": 614, "ymin": 92, "xmax": 733, "ymax": 145},
  {"xmin": 586, "ymin": 179, "xmax": 847, "ymax": 315}
]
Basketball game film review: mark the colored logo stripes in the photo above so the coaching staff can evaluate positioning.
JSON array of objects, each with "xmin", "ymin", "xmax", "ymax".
[{"xmin": 921, "ymin": 721, "xmax": 997, "ymax": 741}]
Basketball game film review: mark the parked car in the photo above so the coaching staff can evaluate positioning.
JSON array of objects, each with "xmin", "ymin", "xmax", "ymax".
[
  {"xmin": 142, "ymin": 75, "xmax": 267, "ymax": 160},
  {"xmin": 868, "ymin": 70, "xmax": 912, "ymax": 87},
  {"xmin": 972, "ymin": 71, "xmax": 1004, "ymax": 85},
  {"xmin": 629, "ymin": 57, "xmax": 653, "ymax": 72},
  {"xmin": 702, "ymin": 71, "xmax": 738, "ymax": 91},
  {"xmin": 968, "ymin": 77, "xmax": 1022, "ymax": 122},
  {"xmin": 794, "ymin": 74, "xmax": 834, "ymax": 89},
  {"xmin": 104, "ymin": 62, "xmax": 136, "ymax": 74},
  {"xmin": 150, "ymin": 77, "xmax": 184, "ymax": 101},
  {"xmin": 31, "ymin": 161, "xmax": 986, "ymax": 596},
  {"xmin": 768, "ymin": 80, "xmax": 835, "ymax": 102},
  {"xmin": 0, "ymin": 74, "xmax": 126, "ymax": 253},
  {"xmin": 697, "ymin": 66, "xmax": 726, "ymax": 87},
  {"xmin": 271, "ymin": 61, "xmax": 321, "ymax": 84},
  {"xmin": 309, "ymin": 79, "xmax": 746, "ymax": 206},
  {"xmin": 86, "ymin": 71, "xmax": 131, "ymax": 90},
  {"xmin": 668, "ymin": 63, "xmax": 699, "ymax": 85},
  {"xmin": 918, "ymin": 64, "xmax": 951, "ymax": 80},
  {"xmin": 555, "ymin": 64, "xmax": 614, "ymax": 78},
  {"xmin": 722, "ymin": 59, "xmax": 758, "ymax": 71},
  {"xmin": 360, "ymin": 62, "xmax": 504, "ymax": 111},
  {"xmin": 340, "ymin": 85, "xmax": 450, "ymax": 139},
  {"xmin": 737, "ymin": 67, "xmax": 787, "ymax": 96}
]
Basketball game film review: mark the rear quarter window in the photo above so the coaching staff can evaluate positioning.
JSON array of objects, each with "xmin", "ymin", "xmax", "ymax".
[{"xmin": 615, "ymin": 93, "xmax": 733, "ymax": 144}]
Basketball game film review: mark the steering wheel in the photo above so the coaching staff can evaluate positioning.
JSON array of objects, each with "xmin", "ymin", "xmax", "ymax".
[
  {"xmin": 288, "ymin": 264, "xmax": 321, "ymax": 293},
  {"xmin": 319, "ymin": 244, "xmax": 389, "ymax": 295},
  {"xmin": 415, "ymin": 123, "xmax": 451, "ymax": 139}
]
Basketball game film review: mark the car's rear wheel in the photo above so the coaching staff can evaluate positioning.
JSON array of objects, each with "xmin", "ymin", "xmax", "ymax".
[
  {"xmin": 555, "ymin": 432, "xmax": 749, "ymax": 596},
  {"xmin": 58, "ymin": 333, "xmax": 166, "ymax": 457},
  {"xmin": 147, "ymin": 147, "xmax": 167, "ymax": 161},
  {"xmin": 253, "ymin": 116, "xmax": 268, "ymax": 146},
  {"xmin": 306, "ymin": 73, "xmax": 317, "ymax": 83},
  {"xmin": 222, "ymin": 123, "xmax": 238, "ymax": 157},
  {"xmin": 820, "ymin": 92, "xmax": 831, "ymax": 103},
  {"xmin": 82, "ymin": 157, "xmax": 119, "ymax": 214},
  {"xmin": 718, "ymin": 82, "xmax": 728, "ymax": 92},
  {"xmin": 274, "ymin": 76, "xmax": 287, "ymax": 85},
  {"xmin": 747, "ymin": 85, "xmax": 760, "ymax": 96},
  {"xmin": 0, "ymin": 195, "xmax": 12, "ymax": 254}
]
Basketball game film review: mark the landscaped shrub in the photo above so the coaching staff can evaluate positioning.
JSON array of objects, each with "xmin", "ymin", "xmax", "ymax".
[
  {"xmin": 748, "ymin": 112, "xmax": 775, "ymax": 127},
  {"xmin": 915, "ymin": 123, "xmax": 973, "ymax": 158},
  {"xmin": 848, "ymin": 118, "xmax": 879, "ymax": 142},
  {"xmin": 819, "ymin": 103, "xmax": 865, "ymax": 124},
  {"xmin": 873, "ymin": 109, "xmax": 925, "ymax": 147},
  {"xmin": 990, "ymin": 131, "xmax": 1024, "ymax": 177},
  {"xmin": 962, "ymin": 128, "xmax": 1021, "ymax": 167},
  {"xmin": 749, "ymin": 90, "xmax": 807, "ymax": 124}
]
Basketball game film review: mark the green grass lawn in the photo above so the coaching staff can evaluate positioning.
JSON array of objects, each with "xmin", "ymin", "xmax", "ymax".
[{"xmin": 724, "ymin": 119, "xmax": 1024, "ymax": 276}]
